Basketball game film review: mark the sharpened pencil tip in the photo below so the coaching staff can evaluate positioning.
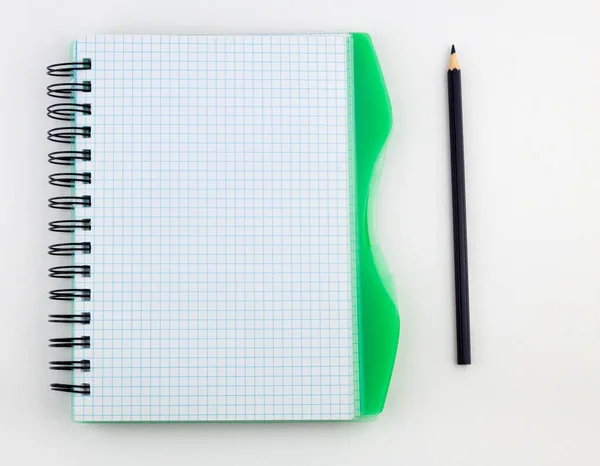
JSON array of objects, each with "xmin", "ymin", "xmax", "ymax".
[{"xmin": 448, "ymin": 46, "xmax": 461, "ymax": 70}]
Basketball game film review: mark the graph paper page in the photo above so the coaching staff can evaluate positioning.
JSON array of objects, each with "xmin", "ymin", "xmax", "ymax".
[{"xmin": 71, "ymin": 34, "xmax": 355, "ymax": 421}]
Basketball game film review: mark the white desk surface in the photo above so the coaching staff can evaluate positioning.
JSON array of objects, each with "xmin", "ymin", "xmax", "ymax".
[{"xmin": 1, "ymin": 0, "xmax": 599, "ymax": 464}]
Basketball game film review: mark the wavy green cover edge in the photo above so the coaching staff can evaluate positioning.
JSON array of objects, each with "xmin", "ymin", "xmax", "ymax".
[{"xmin": 351, "ymin": 33, "xmax": 400, "ymax": 418}]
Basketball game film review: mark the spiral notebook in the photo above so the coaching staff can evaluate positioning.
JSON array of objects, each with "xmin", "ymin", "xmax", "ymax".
[{"xmin": 47, "ymin": 34, "xmax": 399, "ymax": 422}]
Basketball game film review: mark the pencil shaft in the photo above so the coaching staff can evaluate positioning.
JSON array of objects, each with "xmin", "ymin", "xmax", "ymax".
[{"xmin": 447, "ymin": 69, "xmax": 471, "ymax": 365}]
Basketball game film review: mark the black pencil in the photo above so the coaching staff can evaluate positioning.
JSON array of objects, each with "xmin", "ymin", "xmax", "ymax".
[{"xmin": 447, "ymin": 45, "xmax": 471, "ymax": 365}]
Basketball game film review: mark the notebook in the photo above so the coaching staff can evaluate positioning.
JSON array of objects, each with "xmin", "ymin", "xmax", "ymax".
[{"xmin": 47, "ymin": 33, "xmax": 399, "ymax": 422}]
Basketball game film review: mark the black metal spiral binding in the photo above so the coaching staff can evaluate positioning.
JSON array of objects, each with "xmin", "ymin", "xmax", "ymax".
[
  {"xmin": 50, "ymin": 289, "xmax": 91, "ymax": 301},
  {"xmin": 47, "ymin": 103, "xmax": 92, "ymax": 121},
  {"xmin": 49, "ymin": 149, "xmax": 91, "ymax": 166},
  {"xmin": 50, "ymin": 383, "xmax": 91, "ymax": 395},
  {"xmin": 49, "ymin": 195, "xmax": 92, "ymax": 210},
  {"xmin": 48, "ymin": 242, "xmax": 91, "ymax": 256},
  {"xmin": 49, "ymin": 219, "xmax": 91, "ymax": 233},
  {"xmin": 47, "ymin": 81, "xmax": 92, "ymax": 99},
  {"xmin": 49, "ymin": 172, "xmax": 91, "ymax": 187},
  {"xmin": 49, "ymin": 336, "xmax": 91, "ymax": 348},
  {"xmin": 48, "ymin": 60, "xmax": 93, "ymax": 395},
  {"xmin": 47, "ymin": 59, "xmax": 91, "ymax": 77},
  {"xmin": 48, "ymin": 126, "xmax": 91, "ymax": 143},
  {"xmin": 49, "ymin": 312, "xmax": 91, "ymax": 324},
  {"xmin": 49, "ymin": 265, "xmax": 91, "ymax": 278},
  {"xmin": 50, "ymin": 360, "xmax": 91, "ymax": 371}
]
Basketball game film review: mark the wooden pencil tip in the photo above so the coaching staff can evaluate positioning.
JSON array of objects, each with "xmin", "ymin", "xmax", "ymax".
[{"xmin": 448, "ymin": 47, "xmax": 460, "ymax": 70}]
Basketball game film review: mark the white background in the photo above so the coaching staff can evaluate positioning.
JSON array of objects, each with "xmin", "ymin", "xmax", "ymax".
[{"xmin": 0, "ymin": 0, "xmax": 599, "ymax": 464}]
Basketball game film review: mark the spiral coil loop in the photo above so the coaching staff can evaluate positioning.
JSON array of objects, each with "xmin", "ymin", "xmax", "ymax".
[
  {"xmin": 47, "ymin": 103, "xmax": 92, "ymax": 121},
  {"xmin": 48, "ymin": 149, "xmax": 91, "ymax": 166},
  {"xmin": 48, "ymin": 126, "xmax": 91, "ymax": 143},
  {"xmin": 49, "ymin": 288, "xmax": 91, "ymax": 301},
  {"xmin": 49, "ymin": 172, "xmax": 91, "ymax": 187},
  {"xmin": 49, "ymin": 312, "xmax": 91, "ymax": 324},
  {"xmin": 50, "ymin": 383, "xmax": 91, "ymax": 395},
  {"xmin": 47, "ymin": 59, "xmax": 91, "ymax": 77},
  {"xmin": 49, "ymin": 337, "xmax": 91, "ymax": 348},
  {"xmin": 48, "ymin": 242, "xmax": 91, "ymax": 256},
  {"xmin": 49, "ymin": 172, "xmax": 92, "ymax": 188},
  {"xmin": 50, "ymin": 360, "xmax": 91, "ymax": 371},
  {"xmin": 49, "ymin": 265, "xmax": 91, "ymax": 278},
  {"xmin": 49, "ymin": 219, "xmax": 92, "ymax": 233},
  {"xmin": 48, "ymin": 60, "xmax": 93, "ymax": 393},
  {"xmin": 49, "ymin": 195, "xmax": 92, "ymax": 210},
  {"xmin": 47, "ymin": 81, "xmax": 92, "ymax": 99}
]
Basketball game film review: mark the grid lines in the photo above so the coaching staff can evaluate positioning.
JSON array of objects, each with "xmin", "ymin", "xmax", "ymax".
[{"xmin": 71, "ymin": 34, "xmax": 355, "ymax": 422}]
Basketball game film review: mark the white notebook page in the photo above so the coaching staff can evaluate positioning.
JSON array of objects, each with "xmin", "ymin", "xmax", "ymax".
[{"xmin": 72, "ymin": 34, "xmax": 355, "ymax": 421}]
